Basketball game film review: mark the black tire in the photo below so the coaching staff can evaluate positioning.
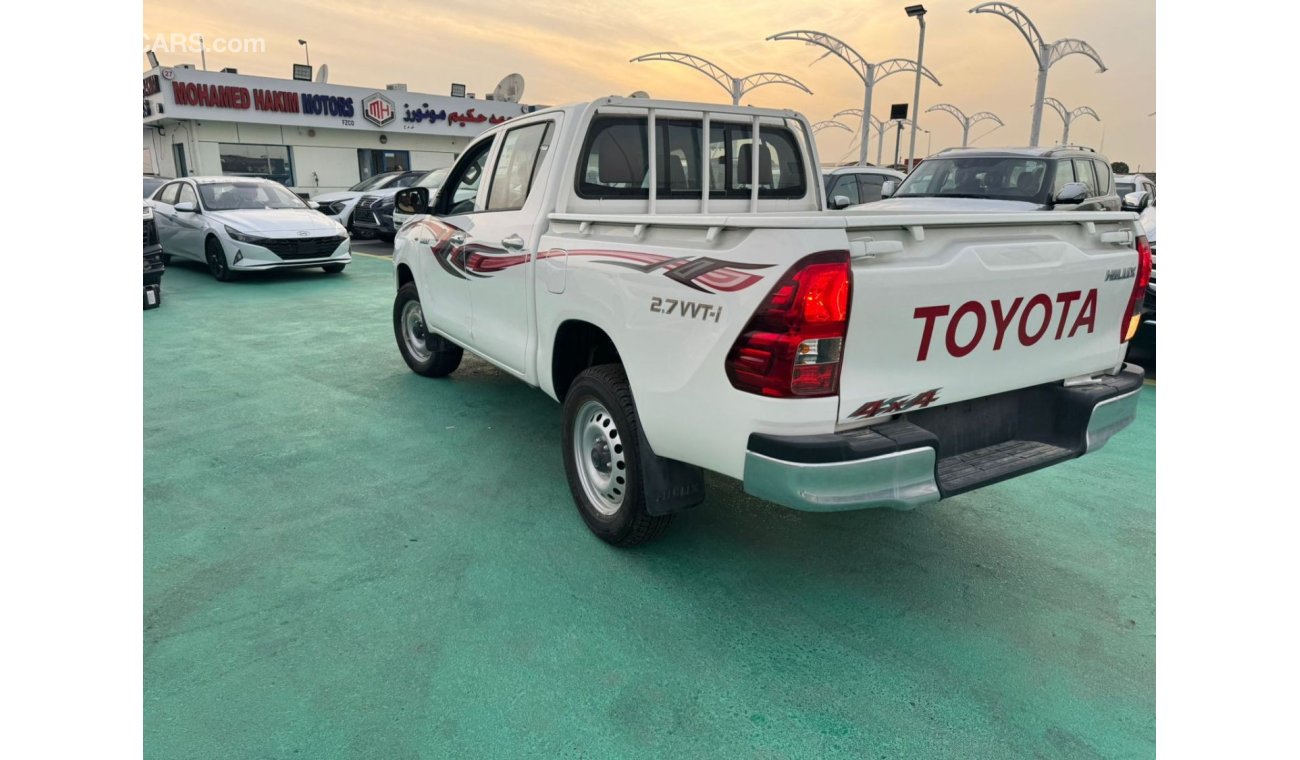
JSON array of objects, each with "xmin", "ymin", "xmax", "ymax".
[
  {"xmin": 562, "ymin": 365, "xmax": 673, "ymax": 547},
  {"xmin": 380, "ymin": 232, "xmax": 395, "ymax": 244},
  {"xmin": 321, "ymin": 263, "xmax": 346, "ymax": 274},
  {"xmin": 205, "ymin": 236, "xmax": 236, "ymax": 282},
  {"xmin": 393, "ymin": 282, "xmax": 462, "ymax": 377}
]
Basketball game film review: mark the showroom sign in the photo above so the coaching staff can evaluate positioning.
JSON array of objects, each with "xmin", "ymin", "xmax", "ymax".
[{"xmin": 145, "ymin": 67, "xmax": 528, "ymax": 136}]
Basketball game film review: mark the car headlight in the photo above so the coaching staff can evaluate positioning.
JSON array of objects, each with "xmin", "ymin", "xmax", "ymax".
[
  {"xmin": 225, "ymin": 225, "xmax": 263, "ymax": 243},
  {"xmin": 143, "ymin": 205, "xmax": 154, "ymax": 220},
  {"xmin": 325, "ymin": 200, "xmax": 347, "ymax": 215}
]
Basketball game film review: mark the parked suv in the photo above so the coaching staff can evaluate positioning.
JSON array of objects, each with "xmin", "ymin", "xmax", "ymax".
[
  {"xmin": 865, "ymin": 146, "xmax": 1120, "ymax": 212},
  {"xmin": 823, "ymin": 165, "xmax": 906, "ymax": 209}
]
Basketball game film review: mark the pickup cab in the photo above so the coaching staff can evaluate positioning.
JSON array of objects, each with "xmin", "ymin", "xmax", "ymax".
[{"xmin": 390, "ymin": 97, "xmax": 1149, "ymax": 547}]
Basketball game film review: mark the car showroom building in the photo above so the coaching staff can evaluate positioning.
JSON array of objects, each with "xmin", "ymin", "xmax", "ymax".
[{"xmin": 143, "ymin": 66, "xmax": 534, "ymax": 198}]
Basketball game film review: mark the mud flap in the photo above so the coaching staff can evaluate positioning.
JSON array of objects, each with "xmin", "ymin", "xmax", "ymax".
[{"xmin": 636, "ymin": 427, "xmax": 706, "ymax": 516}]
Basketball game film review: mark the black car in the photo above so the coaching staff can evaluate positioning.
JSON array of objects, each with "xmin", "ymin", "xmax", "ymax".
[
  {"xmin": 144, "ymin": 204, "xmax": 165, "ymax": 309},
  {"xmin": 351, "ymin": 170, "xmax": 431, "ymax": 242}
]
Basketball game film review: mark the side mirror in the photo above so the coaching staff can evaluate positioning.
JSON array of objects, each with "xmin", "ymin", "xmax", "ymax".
[
  {"xmin": 396, "ymin": 187, "xmax": 430, "ymax": 216},
  {"xmin": 1054, "ymin": 182, "xmax": 1089, "ymax": 205},
  {"xmin": 174, "ymin": 201, "xmax": 197, "ymax": 213},
  {"xmin": 1122, "ymin": 191, "xmax": 1150, "ymax": 212},
  {"xmin": 307, "ymin": 200, "xmax": 321, "ymax": 210},
  {"xmin": 829, "ymin": 195, "xmax": 852, "ymax": 210},
  {"xmin": 881, "ymin": 180, "xmax": 897, "ymax": 198}
]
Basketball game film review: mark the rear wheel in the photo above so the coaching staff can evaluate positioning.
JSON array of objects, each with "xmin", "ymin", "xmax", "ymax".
[
  {"xmin": 562, "ymin": 365, "xmax": 673, "ymax": 547},
  {"xmin": 393, "ymin": 282, "xmax": 462, "ymax": 377},
  {"xmin": 321, "ymin": 263, "xmax": 346, "ymax": 274},
  {"xmin": 205, "ymin": 237, "xmax": 235, "ymax": 282}
]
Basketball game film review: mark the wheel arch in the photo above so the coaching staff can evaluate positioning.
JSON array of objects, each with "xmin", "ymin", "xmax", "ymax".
[{"xmin": 551, "ymin": 319, "xmax": 623, "ymax": 401}]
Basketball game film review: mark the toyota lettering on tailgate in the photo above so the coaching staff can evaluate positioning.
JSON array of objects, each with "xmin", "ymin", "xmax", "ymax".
[{"xmin": 912, "ymin": 289, "xmax": 1098, "ymax": 361}]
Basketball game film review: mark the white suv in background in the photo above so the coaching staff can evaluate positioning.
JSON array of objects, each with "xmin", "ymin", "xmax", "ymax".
[{"xmin": 823, "ymin": 166, "xmax": 906, "ymax": 209}]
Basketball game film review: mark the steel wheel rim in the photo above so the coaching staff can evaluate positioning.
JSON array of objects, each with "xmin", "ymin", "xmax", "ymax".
[
  {"xmin": 572, "ymin": 399, "xmax": 627, "ymax": 517},
  {"xmin": 401, "ymin": 300, "xmax": 433, "ymax": 362}
]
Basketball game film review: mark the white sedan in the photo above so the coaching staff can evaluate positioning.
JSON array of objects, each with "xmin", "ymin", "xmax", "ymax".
[{"xmin": 147, "ymin": 177, "xmax": 350, "ymax": 281}]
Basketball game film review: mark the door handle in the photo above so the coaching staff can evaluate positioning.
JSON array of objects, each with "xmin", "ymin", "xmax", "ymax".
[
  {"xmin": 448, "ymin": 231, "xmax": 467, "ymax": 246},
  {"xmin": 501, "ymin": 234, "xmax": 525, "ymax": 251}
]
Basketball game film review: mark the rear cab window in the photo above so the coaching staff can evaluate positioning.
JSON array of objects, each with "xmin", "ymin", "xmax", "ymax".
[{"xmin": 576, "ymin": 115, "xmax": 807, "ymax": 200}]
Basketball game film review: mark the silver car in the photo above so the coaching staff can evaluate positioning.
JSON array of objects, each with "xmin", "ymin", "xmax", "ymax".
[{"xmin": 147, "ymin": 177, "xmax": 351, "ymax": 281}]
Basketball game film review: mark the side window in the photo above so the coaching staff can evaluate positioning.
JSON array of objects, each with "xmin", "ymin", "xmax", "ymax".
[
  {"xmin": 1073, "ymin": 159, "xmax": 1099, "ymax": 196},
  {"xmin": 1092, "ymin": 160, "xmax": 1112, "ymax": 195},
  {"xmin": 1051, "ymin": 160, "xmax": 1076, "ymax": 196},
  {"xmin": 158, "ymin": 182, "xmax": 182, "ymax": 205},
  {"xmin": 435, "ymin": 137, "xmax": 495, "ymax": 216},
  {"xmin": 856, "ymin": 174, "xmax": 887, "ymax": 203},
  {"xmin": 486, "ymin": 121, "xmax": 554, "ymax": 211},
  {"xmin": 829, "ymin": 175, "xmax": 861, "ymax": 205},
  {"xmin": 176, "ymin": 183, "xmax": 198, "ymax": 207}
]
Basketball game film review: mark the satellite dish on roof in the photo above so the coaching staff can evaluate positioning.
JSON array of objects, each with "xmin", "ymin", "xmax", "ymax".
[
  {"xmin": 629, "ymin": 90, "xmax": 650, "ymax": 98},
  {"xmin": 493, "ymin": 73, "xmax": 525, "ymax": 103},
  {"xmin": 315, "ymin": 64, "xmax": 329, "ymax": 84}
]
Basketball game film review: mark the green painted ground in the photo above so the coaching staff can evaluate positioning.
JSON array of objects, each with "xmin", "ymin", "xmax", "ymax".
[{"xmin": 145, "ymin": 255, "xmax": 1156, "ymax": 759}]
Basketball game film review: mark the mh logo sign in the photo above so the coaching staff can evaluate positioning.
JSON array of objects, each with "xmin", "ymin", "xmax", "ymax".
[{"xmin": 361, "ymin": 93, "xmax": 395, "ymax": 127}]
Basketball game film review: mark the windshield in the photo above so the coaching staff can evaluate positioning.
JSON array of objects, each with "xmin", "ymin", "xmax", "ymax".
[
  {"xmin": 387, "ymin": 171, "xmax": 426, "ymax": 189},
  {"xmin": 350, "ymin": 173, "xmax": 395, "ymax": 192},
  {"xmin": 199, "ymin": 181, "xmax": 307, "ymax": 210},
  {"xmin": 416, "ymin": 167, "xmax": 451, "ymax": 189},
  {"xmin": 895, "ymin": 156, "xmax": 1051, "ymax": 203}
]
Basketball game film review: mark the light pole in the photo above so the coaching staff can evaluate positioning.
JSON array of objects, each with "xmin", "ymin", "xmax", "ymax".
[
  {"xmin": 298, "ymin": 39, "xmax": 310, "ymax": 68},
  {"xmin": 969, "ymin": 2, "xmax": 1106, "ymax": 146},
  {"xmin": 926, "ymin": 103, "xmax": 1004, "ymax": 147},
  {"xmin": 768, "ymin": 30, "xmax": 940, "ymax": 166},
  {"xmin": 630, "ymin": 52, "xmax": 812, "ymax": 105},
  {"xmin": 905, "ymin": 5, "xmax": 928, "ymax": 172},
  {"xmin": 1042, "ymin": 97, "xmax": 1099, "ymax": 146},
  {"xmin": 833, "ymin": 109, "xmax": 916, "ymax": 166}
]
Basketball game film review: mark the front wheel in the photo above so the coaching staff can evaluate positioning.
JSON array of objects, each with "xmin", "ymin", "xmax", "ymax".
[
  {"xmin": 562, "ymin": 365, "xmax": 673, "ymax": 547},
  {"xmin": 321, "ymin": 263, "xmax": 346, "ymax": 274},
  {"xmin": 393, "ymin": 282, "xmax": 462, "ymax": 377},
  {"xmin": 205, "ymin": 237, "xmax": 236, "ymax": 282}
]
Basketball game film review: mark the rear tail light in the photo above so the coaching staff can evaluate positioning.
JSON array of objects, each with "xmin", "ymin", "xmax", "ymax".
[
  {"xmin": 726, "ymin": 250, "xmax": 852, "ymax": 397},
  {"xmin": 1121, "ymin": 235, "xmax": 1153, "ymax": 342}
]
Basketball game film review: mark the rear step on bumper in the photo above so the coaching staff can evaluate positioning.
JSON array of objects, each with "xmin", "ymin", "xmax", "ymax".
[{"xmin": 743, "ymin": 363, "xmax": 1145, "ymax": 512}]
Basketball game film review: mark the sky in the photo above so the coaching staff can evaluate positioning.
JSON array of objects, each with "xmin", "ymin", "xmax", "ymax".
[{"xmin": 142, "ymin": 0, "xmax": 1156, "ymax": 169}]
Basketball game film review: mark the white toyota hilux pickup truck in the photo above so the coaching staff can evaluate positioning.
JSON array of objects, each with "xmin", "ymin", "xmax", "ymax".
[{"xmin": 390, "ymin": 97, "xmax": 1150, "ymax": 547}]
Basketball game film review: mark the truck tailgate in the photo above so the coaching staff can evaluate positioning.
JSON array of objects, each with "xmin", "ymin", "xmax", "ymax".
[{"xmin": 837, "ymin": 213, "xmax": 1140, "ymax": 425}]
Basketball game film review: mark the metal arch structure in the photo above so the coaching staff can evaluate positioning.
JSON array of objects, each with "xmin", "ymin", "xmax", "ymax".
[
  {"xmin": 926, "ymin": 103, "xmax": 1004, "ymax": 147},
  {"xmin": 810, "ymin": 119, "xmax": 853, "ymax": 134},
  {"xmin": 629, "ymin": 52, "xmax": 812, "ymax": 106},
  {"xmin": 969, "ymin": 2, "xmax": 1107, "ymax": 147},
  {"xmin": 768, "ymin": 30, "xmax": 941, "ymax": 166},
  {"xmin": 1043, "ymin": 97, "xmax": 1099, "ymax": 145}
]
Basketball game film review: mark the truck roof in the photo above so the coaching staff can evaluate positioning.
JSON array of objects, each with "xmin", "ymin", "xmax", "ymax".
[{"xmin": 549, "ymin": 96, "xmax": 804, "ymax": 122}]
